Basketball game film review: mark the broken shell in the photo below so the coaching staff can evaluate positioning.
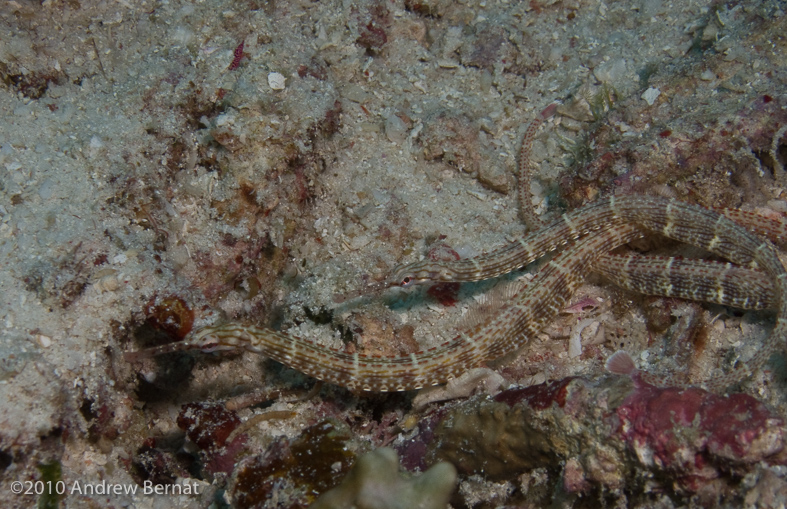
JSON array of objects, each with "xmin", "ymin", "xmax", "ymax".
[
  {"xmin": 641, "ymin": 87, "xmax": 661, "ymax": 106},
  {"xmin": 268, "ymin": 72, "xmax": 286, "ymax": 90}
]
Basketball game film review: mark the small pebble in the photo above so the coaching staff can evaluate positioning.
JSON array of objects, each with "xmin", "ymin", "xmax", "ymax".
[
  {"xmin": 384, "ymin": 114, "xmax": 407, "ymax": 144},
  {"xmin": 268, "ymin": 72, "xmax": 286, "ymax": 90},
  {"xmin": 641, "ymin": 87, "xmax": 661, "ymax": 106}
]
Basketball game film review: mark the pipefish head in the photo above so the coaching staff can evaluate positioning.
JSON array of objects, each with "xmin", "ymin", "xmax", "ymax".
[
  {"xmin": 386, "ymin": 261, "xmax": 456, "ymax": 289},
  {"xmin": 123, "ymin": 338, "xmax": 202, "ymax": 362},
  {"xmin": 187, "ymin": 326, "xmax": 247, "ymax": 352},
  {"xmin": 123, "ymin": 327, "xmax": 240, "ymax": 362},
  {"xmin": 334, "ymin": 261, "xmax": 459, "ymax": 303}
]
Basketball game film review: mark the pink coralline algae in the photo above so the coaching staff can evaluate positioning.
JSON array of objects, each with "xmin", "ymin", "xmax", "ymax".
[{"xmin": 616, "ymin": 384, "xmax": 786, "ymax": 490}]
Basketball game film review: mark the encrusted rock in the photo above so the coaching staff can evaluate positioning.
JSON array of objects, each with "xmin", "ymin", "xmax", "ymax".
[{"xmin": 396, "ymin": 375, "xmax": 787, "ymax": 504}]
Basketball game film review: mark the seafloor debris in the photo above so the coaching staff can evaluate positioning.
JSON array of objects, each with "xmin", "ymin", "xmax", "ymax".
[
  {"xmin": 420, "ymin": 111, "xmax": 483, "ymax": 175},
  {"xmin": 310, "ymin": 447, "xmax": 457, "ymax": 509}
]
